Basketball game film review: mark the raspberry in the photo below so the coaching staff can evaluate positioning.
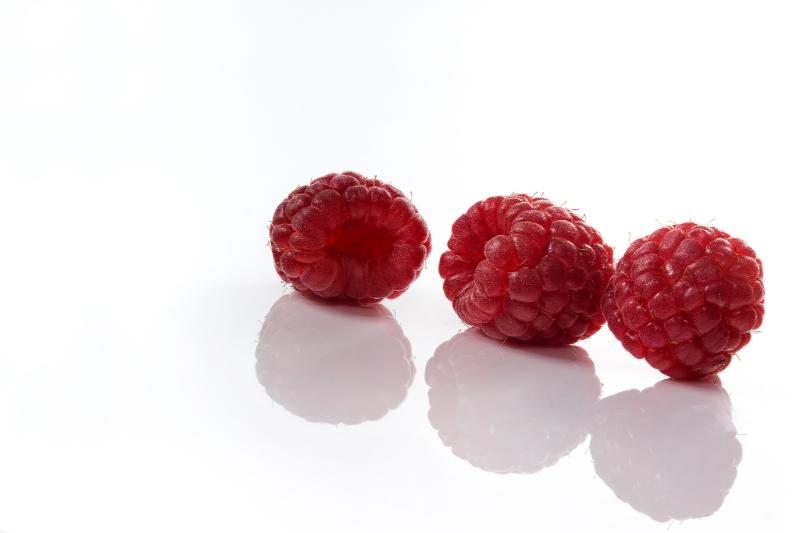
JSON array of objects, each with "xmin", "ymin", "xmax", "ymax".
[
  {"xmin": 601, "ymin": 222, "xmax": 765, "ymax": 380},
  {"xmin": 439, "ymin": 195, "xmax": 614, "ymax": 344},
  {"xmin": 590, "ymin": 379, "xmax": 742, "ymax": 522},
  {"xmin": 256, "ymin": 292, "xmax": 415, "ymax": 424},
  {"xmin": 426, "ymin": 328, "xmax": 601, "ymax": 474},
  {"xmin": 270, "ymin": 171, "xmax": 431, "ymax": 304}
]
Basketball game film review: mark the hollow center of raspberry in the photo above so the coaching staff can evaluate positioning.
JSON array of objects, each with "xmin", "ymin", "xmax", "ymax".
[{"xmin": 327, "ymin": 222, "xmax": 395, "ymax": 261}]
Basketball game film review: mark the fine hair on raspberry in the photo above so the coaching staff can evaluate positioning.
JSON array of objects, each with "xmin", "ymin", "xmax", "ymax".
[
  {"xmin": 601, "ymin": 222, "xmax": 765, "ymax": 380},
  {"xmin": 439, "ymin": 195, "xmax": 614, "ymax": 344},
  {"xmin": 270, "ymin": 171, "xmax": 431, "ymax": 304}
]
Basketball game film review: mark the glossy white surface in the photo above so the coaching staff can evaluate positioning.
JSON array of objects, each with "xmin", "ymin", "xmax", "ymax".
[{"xmin": 1, "ymin": 1, "xmax": 797, "ymax": 532}]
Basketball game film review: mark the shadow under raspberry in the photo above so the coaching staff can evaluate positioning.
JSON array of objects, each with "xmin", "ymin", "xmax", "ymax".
[
  {"xmin": 590, "ymin": 378, "xmax": 742, "ymax": 522},
  {"xmin": 425, "ymin": 329, "xmax": 602, "ymax": 474},
  {"xmin": 256, "ymin": 293, "xmax": 415, "ymax": 424}
]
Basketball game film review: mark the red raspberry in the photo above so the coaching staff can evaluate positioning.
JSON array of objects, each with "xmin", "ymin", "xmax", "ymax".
[
  {"xmin": 439, "ymin": 195, "xmax": 614, "ymax": 344},
  {"xmin": 256, "ymin": 293, "xmax": 415, "ymax": 424},
  {"xmin": 590, "ymin": 379, "xmax": 741, "ymax": 521},
  {"xmin": 270, "ymin": 171, "xmax": 431, "ymax": 304},
  {"xmin": 601, "ymin": 222, "xmax": 765, "ymax": 380}
]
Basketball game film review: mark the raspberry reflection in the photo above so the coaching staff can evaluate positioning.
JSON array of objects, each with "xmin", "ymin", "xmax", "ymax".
[
  {"xmin": 256, "ymin": 293, "xmax": 415, "ymax": 424},
  {"xmin": 426, "ymin": 329, "xmax": 601, "ymax": 474},
  {"xmin": 590, "ymin": 378, "xmax": 742, "ymax": 522}
]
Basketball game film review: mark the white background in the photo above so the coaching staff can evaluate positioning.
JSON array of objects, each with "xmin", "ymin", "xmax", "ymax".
[{"xmin": 1, "ymin": 1, "xmax": 798, "ymax": 531}]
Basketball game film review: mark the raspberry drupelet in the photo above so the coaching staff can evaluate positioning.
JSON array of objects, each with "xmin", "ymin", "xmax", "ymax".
[
  {"xmin": 601, "ymin": 223, "xmax": 765, "ymax": 380},
  {"xmin": 270, "ymin": 172, "xmax": 431, "ymax": 304},
  {"xmin": 439, "ymin": 195, "xmax": 614, "ymax": 344}
]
